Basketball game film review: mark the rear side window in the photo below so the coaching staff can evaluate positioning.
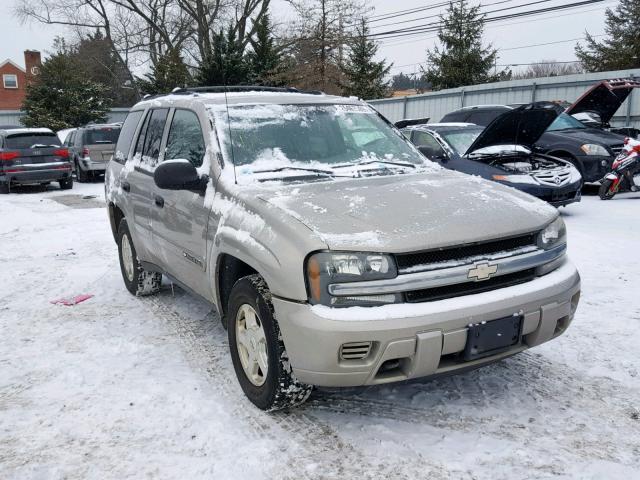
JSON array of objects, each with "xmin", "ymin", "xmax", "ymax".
[
  {"xmin": 141, "ymin": 109, "xmax": 169, "ymax": 168},
  {"xmin": 441, "ymin": 111, "xmax": 469, "ymax": 123},
  {"xmin": 164, "ymin": 109, "xmax": 205, "ymax": 167},
  {"xmin": 465, "ymin": 111, "xmax": 502, "ymax": 126},
  {"xmin": 5, "ymin": 133, "xmax": 60, "ymax": 149},
  {"xmin": 115, "ymin": 111, "xmax": 143, "ymax": 164},
  {"xmin": 85, "ymin": 128, "xmax": 120, "ymax": 145}
]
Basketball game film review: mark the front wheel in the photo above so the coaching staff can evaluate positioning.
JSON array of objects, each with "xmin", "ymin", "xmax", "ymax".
[
  {"xmin": 599, "ymin": 178, "xmax": 617, "ymax": 200},
  {"xmin": 228, "ymin": 274, "xmax": 312, "ymax": 411},
  {"xmin": 0, "ymin": 182, "xmax": 9, "ymax": 194},
  {"xmin": 75, "ymin": 160, "xmax": 89, "ymax": 182},
  {"xmin": 59, "ymin": 178, "xmax": 73, "ymax": 190},
  {"xmin": 117, "ymin": 219, "xmax": 162, "ymax": 296}
]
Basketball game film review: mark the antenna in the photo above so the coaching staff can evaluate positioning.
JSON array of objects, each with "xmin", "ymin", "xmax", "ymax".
[{"xmin": 223, "ymin": 87, "xmax": 238, "ymax": 185}]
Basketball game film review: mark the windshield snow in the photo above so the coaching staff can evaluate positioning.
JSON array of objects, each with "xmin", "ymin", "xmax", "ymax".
[{"xmin": 212, "ymin": 103, "xmax": 428, "ymax": 182}]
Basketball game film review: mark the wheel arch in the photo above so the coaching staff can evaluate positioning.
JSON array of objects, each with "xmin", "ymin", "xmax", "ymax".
[
  {"xmin": 108, "ymin": 202, "xmax": 125, "ymax": 242},
  {"xmin": 216, "ymin": 253, "xmax": 260, "ymax": 326}
]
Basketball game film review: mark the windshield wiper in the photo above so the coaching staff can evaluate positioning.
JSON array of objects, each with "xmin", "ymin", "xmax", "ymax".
[
  {"xmin": 334, "ymin": 159, "xmax": 416, "ymax": 169},
  {"xmin": 254, "ymin": 166, "xmax": 336, "ymax": 176}
]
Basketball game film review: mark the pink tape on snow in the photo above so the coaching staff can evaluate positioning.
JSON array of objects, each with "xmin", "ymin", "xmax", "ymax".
[{"xmin": 50, "ymin": 294, "xmax": 94, "ymax": 306}]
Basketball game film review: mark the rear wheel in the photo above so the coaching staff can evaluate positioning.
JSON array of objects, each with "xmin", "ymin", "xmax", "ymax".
[
  {"xmin": 0, "ymin": 183, "xmax": 9, "ymax": 194},
  {"xmin": 59, "ymin": 178, "xmax": 73, "ymax": 190},
  {"xmin": 117, "ymin": 219, "xmax": 162, "ymax": 296},
  {"xmin": 228, "ymin": 274, "xmax": 312, "ymax": 411},
  {"xmin": 599, "ymin": 178, "xmax": 617, "ymax": 200}
]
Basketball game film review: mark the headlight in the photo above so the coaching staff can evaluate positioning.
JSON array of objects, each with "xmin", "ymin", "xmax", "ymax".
[
  {"xmin": 537, "ymin": 216, "xmax": 567, "ymax": 250},
  {"xmin": 580, "ymin": 144, "xmax": 610, "ymax": 156},
  {"xmin": 306, "ymin": 252, "xmax": 400, "ymax": 307},
  {"xmin": 492, "ymin": 174, "xmax": 538, "ymax": 185}
]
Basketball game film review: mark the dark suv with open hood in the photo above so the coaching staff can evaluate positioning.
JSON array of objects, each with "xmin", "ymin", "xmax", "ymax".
[
  {"xmin": 400, "ymin": 102, "xmax": 583, "ymax": 207},
  {"xmin": 440, "ymin": 94, "xmax": 627, "ymax": 183}
]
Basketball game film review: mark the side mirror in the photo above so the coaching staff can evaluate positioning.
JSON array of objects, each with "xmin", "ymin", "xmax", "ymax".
[{"xmin": 154, "ymin": 159, "xmax": 207, "ymax": 193}]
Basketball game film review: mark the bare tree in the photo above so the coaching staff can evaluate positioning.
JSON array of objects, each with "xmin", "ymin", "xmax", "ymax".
[{"xmin": 512, "ymin": 60, "xmax": 584, "ymax": 79}]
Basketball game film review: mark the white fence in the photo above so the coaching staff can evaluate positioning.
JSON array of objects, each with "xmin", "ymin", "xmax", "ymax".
[
  {"xmin": 0, "ymin": 108, "xmax": 130, "ymax": 127},
  {"xmin": 369, "ymin": 69, "xmax": 640, "ymax": 128}
]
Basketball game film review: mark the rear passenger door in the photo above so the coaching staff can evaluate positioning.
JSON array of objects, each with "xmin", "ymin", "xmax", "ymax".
[
  {"xmin": 123, "ymin": 108, "xmax": 170, "ymax": 264},
  {"xmin": 151, "ymin": 108, "xmax": 211, "ymax": 298}
]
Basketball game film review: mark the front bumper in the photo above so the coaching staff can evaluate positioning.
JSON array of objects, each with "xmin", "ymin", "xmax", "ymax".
[
  {"xmin": 1, "ymin": 163, "xmax": 73, "ymax": 185},
  {"xmin": 504, "ymin": 180, "xmax": 582, "ymax": 207},
  {"xmin": 274, "ymin": 261, "xmax": 580, "ymax": 387},
  {"xmin": 580, "ymin": 155, "xmax": 613, "ymax": 183}
]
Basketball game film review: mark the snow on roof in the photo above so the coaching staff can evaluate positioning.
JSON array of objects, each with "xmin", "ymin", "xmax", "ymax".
[
  {"xmin": 458, "ymin": 104, "xmax": 512, "ymax": 110},
  {"xmin": 1, "ymin": 127, "xmax": 55, "ymax": 135},
  {"xmin": 406, "ymin": 122, "xmax": 478, "ymax": 131}
]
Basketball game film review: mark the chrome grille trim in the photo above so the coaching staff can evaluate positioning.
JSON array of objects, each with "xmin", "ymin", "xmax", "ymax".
[
  {"xmin": 533, "ymin": 168, "xmax": 572, "ymax": 186},
  {"xmin": 328, "ymin": 244, "xmax": 566, "ymax": 297}
]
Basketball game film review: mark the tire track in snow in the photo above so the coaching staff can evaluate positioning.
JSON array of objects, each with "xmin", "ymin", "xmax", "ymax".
[{"xmin": 141, "ymin": 290, "xmax": 447, "ymax": 480}]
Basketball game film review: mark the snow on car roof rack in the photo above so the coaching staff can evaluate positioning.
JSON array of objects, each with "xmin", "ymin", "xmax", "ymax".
[{"xmin": 169, "ymin": 85, "xmax": 326, "ymax": 96}]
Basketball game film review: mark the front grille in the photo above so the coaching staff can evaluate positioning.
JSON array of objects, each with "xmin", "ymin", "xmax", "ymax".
[
  {"xmin": 534, "ymin": 169, "xmax": 571, "ymax": 186},
  {"xmin": 405, "ymin": 268, "xmax": 536, "ymax": 303},
  {"xmin": 395, "ymin": 234, "xmax": 536, "ymax": 271},
  {"xmin": 340, "ymin": 342, "xmax": 373, "ymax": 360}
]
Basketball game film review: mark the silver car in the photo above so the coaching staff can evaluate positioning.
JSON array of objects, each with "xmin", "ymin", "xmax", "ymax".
[
  {"xmin": 65, "ymin": 123, "xmax": 121, "ymax": 181},
  {"xmin": 105, "ymin": 87, "xmax": 581, "ymax": 411}
]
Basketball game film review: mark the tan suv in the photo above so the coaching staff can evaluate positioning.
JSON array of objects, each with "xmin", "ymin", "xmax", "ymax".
[
  {"xmin": 65, "ymin": 123, "xmax": 121, "ymax": 181},
  {"xmin": 105, "ymin": 86, "xmax": 581, "ymax": 411}
]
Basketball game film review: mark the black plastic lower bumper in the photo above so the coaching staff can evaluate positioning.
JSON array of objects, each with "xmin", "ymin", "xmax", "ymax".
[{"xmin": 1, "ymin": 164, "xmax": 72, "ymax": 185}]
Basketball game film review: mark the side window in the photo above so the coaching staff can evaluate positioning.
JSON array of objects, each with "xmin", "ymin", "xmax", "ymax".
[
  {"xmin": 134, "ymin": 111, "xmax": 152, "ymax": 158},
  {"xmin": 164, "ymin": 109, "xmax": 205, "ymax": 167},
  {"xmin": 413, "ymin": 131, "xmax": 446, "ymax": 159},
  {"xmin": 64, "ymin": 131, "xmax": 74, "ymax": 147},
  {"xmin": 442, "ymin": 112, "xmax": 468, "ymax": 123},
  {"xmin": 141, "ymin": 108, "xmax": 169, "ymax": 168},
  {"xmin": 115, "ymin": 110, "xmax": 143, "ymax": 164}
]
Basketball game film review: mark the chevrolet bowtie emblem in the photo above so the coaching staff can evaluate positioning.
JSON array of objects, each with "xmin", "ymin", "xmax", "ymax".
[{"xmin": 468, "ymin": 262, "xmax": 498, "ymax": 281}]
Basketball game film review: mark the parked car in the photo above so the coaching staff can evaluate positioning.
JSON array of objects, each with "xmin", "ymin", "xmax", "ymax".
[
  {"xmin": 106, "ymin": 86, "xmax": 580, "ymax": 411},
  {"xmin": 0, "ymin": 127, "xmax": 73, "ymax": 193},
  {"xmin": 64, "ymin": 123, "xmax": 121, "ymax": 182},
  {"xmin": 399, "ymin": 102, "xmax": 583, "ymax": 207},
  {"xmin": 567, "ymin": 78, "xmax": 640, "ymax": 139},
  {"xmin": 441, "ymin": 104, "xmax": 626, "ymax": 182}
]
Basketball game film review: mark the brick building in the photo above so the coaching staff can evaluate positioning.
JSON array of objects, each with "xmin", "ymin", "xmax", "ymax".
[{"xmin": 0, "ymin": 50, "xmax": 42, "ymax": 111}]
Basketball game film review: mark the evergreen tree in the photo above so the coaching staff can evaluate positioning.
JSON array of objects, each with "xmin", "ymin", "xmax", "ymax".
[
  {"xmin": 21, "ymin": 43, "xmax": 111, "ymax": 131},
  {"xmin": 575, "ymin": 0, "xmax": 640, "ymax": 71},
  {"xmin": 137, "ymin": 48, "xmax": 191, "ymax": 95},
  {"xmin": 340, "ymin": 18, "xmax": 391, "ymax": 99},
  {"xmin": 423, "ymin": 0, "xmax": 507, "ymax": 90},
  {"xmin": 249, "ymin": 14, "xmax": 283, "ymax": 85},
  {"xmin": 196, "ymin": 26, "xmax": 251, "ymax": 86}
]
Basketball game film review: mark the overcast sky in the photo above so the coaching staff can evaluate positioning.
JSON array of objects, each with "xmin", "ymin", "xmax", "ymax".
[{"xmin": 1, "ymin": 0, "xmax": 611, "ymax": 76}]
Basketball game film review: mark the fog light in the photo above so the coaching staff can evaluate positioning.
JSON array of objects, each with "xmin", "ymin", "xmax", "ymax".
[
  {"xmin": 570, "ymin": 291, "xmax": 580, "ymax": 315},
  {"xmin": 601, "ymin": 160, "xmax": 608, "ymax": 166}
]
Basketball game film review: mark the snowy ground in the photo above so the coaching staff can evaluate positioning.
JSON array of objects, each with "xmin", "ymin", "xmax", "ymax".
[{"xmin": 1, "ymin": 181, "xmax": 639, "ymax": 480}]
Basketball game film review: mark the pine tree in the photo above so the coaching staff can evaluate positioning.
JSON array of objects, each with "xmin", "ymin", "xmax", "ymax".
[
  {"xmin": 575, "ymin": 0, "xmax": 640, "ymax": 71},
  {"xmin": 340, "ymin": 18, "xmax": 391, "ymax": 99},
  {"xmin": 21, "ymin": 43, "xmax": 111, "ymax": 131},
  {"xmin": 196, "ymin": 26, "xmax": 251, "ymax": 86},
  {"xmin": 249, "ymin": 14, "xmax": 283, "ymax": 85},
  {"xmin": 423, "ymin": 0, "xmax": 507, "ymax": 90},
  {"xmin": 137, "ymin": 48, "xmax": 191, "ymax": 95}
]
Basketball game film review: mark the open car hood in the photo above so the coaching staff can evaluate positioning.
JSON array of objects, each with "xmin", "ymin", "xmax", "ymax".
[
  {"xmin": 464, "ymin": 102, "xmax": 564, "ymax": 156},
  {"xmin": 566, "ymin": 79, "xmax": 640, "ymax": 124}
]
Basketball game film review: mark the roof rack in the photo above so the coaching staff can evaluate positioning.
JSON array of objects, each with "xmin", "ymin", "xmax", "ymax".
[{"xmin": 141, "ymin": 85, "xmax": 326, "ymax": 101}]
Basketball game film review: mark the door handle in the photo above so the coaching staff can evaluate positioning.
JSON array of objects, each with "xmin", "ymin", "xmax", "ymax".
[
  {"xmin": 121, "ymin": 181, "xmax": 130, "ymax": 192},
  {"xmin": 154, "ymin": 195, "xmax": 164, "ymax": 208}
]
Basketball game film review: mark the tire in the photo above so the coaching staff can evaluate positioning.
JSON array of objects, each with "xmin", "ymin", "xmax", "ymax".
[
  {"xmin": 59, "ymin": 178, "xmax": 73, "ymax": 190},
  {"xmin": 0, "ymin": 183, "xmax": 9, "ymax": 194},
  {"xmin": 117, "ymin": 219, "xmax": 162, "ymax": 296},
  {"xmin": 227, "ymin": 274, "xmax": 312, "ymax": 411},
  {"xmin": 75, "ymin": 160, "xmax": 89, "ymax": 182},
  {"xmin": 599, "ymin": 178, "xmax": 617, "ymax": 200}
]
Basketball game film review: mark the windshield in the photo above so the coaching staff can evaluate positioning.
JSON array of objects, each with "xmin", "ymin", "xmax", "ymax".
[
  {"xmin": 438, "ymin": 127, "xmax": 484, "ymax": 154},
  {"xmin": 86, "ymin": 128, "xmax": 120, "ymax": 144},
  {"xmin": 212, "ymin": 104, "xmax": 428, "ymax": 182},
  {"xmin": 546, "ymin": 112, "xmax": 586, "ymax": 131},
  {"xmin": 4, "ymin": 133, "xmax": 60, "ymax": 149}
]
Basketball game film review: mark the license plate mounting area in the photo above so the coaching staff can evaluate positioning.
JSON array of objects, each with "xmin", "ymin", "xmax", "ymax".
[{"xmin": 463, "ymin": 315, "xmax": 523, "ymax": 361}]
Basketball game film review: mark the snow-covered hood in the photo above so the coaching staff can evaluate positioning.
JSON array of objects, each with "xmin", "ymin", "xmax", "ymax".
[
  {"xmin": 255, "ymin": 170, "xmax": 557, "ymax": 253},
  {"xmin": 464, "ymin": 102, "xmax": 564, "ymax": 155}
]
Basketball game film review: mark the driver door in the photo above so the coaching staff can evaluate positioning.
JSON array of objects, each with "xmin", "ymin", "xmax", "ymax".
[{"xmin": 151, "ymin": 108, "xmax": 211, "ymax": 299}]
